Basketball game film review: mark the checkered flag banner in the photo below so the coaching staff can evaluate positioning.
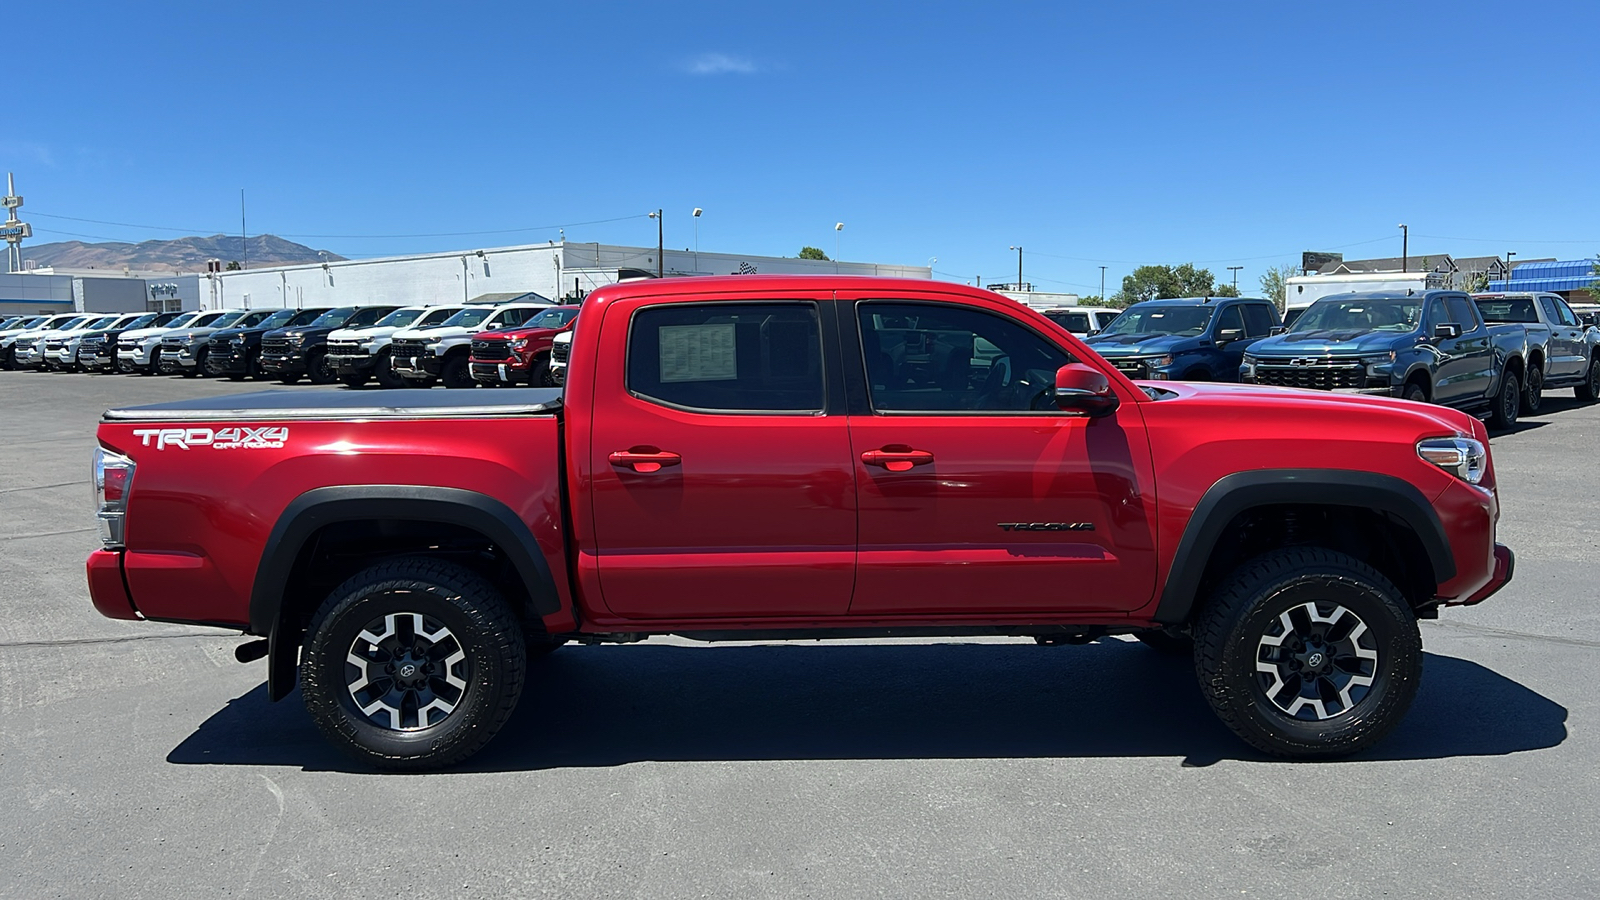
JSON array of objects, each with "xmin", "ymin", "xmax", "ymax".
[{"xmin": 737, "ymin": 261, "xmax": 757, "ymax": 275}]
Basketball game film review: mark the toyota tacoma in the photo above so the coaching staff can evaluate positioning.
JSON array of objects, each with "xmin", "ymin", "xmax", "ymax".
[{"xmin": 86, "ymin": 276, "xmax": 1513, "ymax": 770}]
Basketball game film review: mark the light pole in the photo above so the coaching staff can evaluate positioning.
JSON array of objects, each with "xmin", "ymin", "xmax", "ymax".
[
  {"xmin": 693, "ymin": 207, "xmax": 702, "ymax": 272},
  {"xmin": 1398, "ymin": 224, "xmax": 1409, "ymax": 273},
  {"xmin": 1009, "ymin": 245, "xmax": 1023, "ymax": 292},
  {"xmin": 648, "ymin": 209, "xmax": 663, "ymax": 278},
  {"xmin": 834, "ymin": 222, "xmax": 843, "ymax": 272},
  {"xmin": 1505, "ymin": 251, "xmax": 1516, "ymax": 288},
  {"xmin": 1227, "ymin": 265, "xmax": 1243, "ymax": 293},
  {"xmin": 1099, "ymin": 266, "xmax": 1106, "ymax": 303}
]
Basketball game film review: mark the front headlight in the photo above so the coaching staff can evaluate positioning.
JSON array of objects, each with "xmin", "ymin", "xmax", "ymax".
[
  {"xmin": 1242, "ymin": 353, "xmax": 1258, "ymax": 366},
  {"xmin": 1417, "ymin": 436, "xmax": 1486, "ymax": 484},
  {"xmin": 510, "ymin": 338, "xmax": 530, "ymax": 350},
  {"xmin": 1155, "ymin": 355, "xmax": 1173, "ymax": 367},
  {"xmin": 231, "ymin": 336, "xmax": 245, "ymax": 345}
]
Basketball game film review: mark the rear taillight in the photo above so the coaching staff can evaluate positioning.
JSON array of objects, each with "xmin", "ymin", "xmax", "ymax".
[{"xmin": 91, "ymin": 447, "xmax": 136, "ymax": 549}]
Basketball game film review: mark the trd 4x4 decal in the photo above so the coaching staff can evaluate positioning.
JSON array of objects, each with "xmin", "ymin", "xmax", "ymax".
[{"xmin": 131, "ymin": 426, "xmax": 289, "ymax": 450}]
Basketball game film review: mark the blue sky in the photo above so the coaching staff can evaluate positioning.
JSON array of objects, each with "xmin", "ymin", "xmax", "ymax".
[{"xmin": 9, "ymin": 0, "xmax": 1598, "ymax": 295}]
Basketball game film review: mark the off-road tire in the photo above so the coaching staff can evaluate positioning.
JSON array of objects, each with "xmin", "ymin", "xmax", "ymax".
[
  {"xmin": 307, "ymin": 349, "xmax": 337, "ymax": 385},
  {"xmin": 1577, "ymin": 356, "xmax": 1600, "ymax": 402},
  {"xmin": 1402, "ymin": 381, "xmax": 1427, "ymax": 403},
  {"xmin": 1193, "ymin": 547, "xmax": 1422, "ymax": 759},
  {"xmin": 1134, "ymin": 630, "xmax": 1194, "ymax": 656},
  {"xmin": 441, "ymin": 355, "xmax": 475, "ymax": 389},
  {"xmin": 1521, "ymin": 365, "xmax": 1543, "ymax": 415},
  {"xmin": 301, "ymin": 558, "xmax": 527, "ymax": 771},
  {"xmin": 1489, "ymin": 371, "xmax": 1520, "ymax": 430},
  {"xmin": 373, "ymin": 351, "xmax": 405, "ymax": 389}
]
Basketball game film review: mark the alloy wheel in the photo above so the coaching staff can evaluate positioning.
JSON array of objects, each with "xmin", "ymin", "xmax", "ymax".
[
  {"xmin": 344, "ymin": 612, "xmax": 470, "ymax": 731},
  {"xmin": 1255, "ymin": 600, "xmax": 1378, "ymax": 721}
]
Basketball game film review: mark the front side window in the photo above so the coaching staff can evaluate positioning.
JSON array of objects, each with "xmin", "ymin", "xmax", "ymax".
[
  {"xmin": 235, "ymin": 310, "xmax": 276, "ymax": 328},
  {"xmin": 627, "ymin": 302, "xmax": 824, "ymax": 413},
  {"xmin": 1215, "ymin": 306, "xmax": 1244, "ymax": 335},
  {"xmin": 859, "ymin": 302, "xmax": 1070, "ymax": 413},
  {"xmin": 1447, "ymin": 297, "xmax": 1479, "ymax": 329},
  {"xmin": 417, "ymin": 307, "xmax": 459, "ymax": 327},
  {"xmin": 1552, "ymin": 298, "xmax": 1579, "ymax": 328}
]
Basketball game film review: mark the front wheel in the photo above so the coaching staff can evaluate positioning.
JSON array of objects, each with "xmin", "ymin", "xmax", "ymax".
[
  {"xmin": 300, "ymin": 558, "xmax": 527, "ymax": 770},
  {"xmin": 307, "ymin": 349, "xmax": 337, "ymax": 385},
  {"xmin": 1489, "ymin": 371, "xmax": 1520, "ymax": 430},
  {"xmin": 373, "ymin": 351, "xmax": 405, "ymax": 389},
  {"xmin": 1193, "ymin": 547, "xmax": 1422, "ymax": 758},
  {"xmin": 441, "ymin": 355, "xmax": 475, "ymax": 389}
]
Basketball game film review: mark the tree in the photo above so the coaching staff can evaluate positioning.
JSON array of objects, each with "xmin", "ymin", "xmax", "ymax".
[
  {"xmin": 1213, "ymin": 284, "xmax": 1241, "ymax": 298},
  {"xmin": 1111, "ymin": 263, "xmax": 1219, "ymax": 304},
  {"xmin": 225, "ymin": 260, "xmax": 242, "ymax": 271},
  {"xmin": 798, "ymin": 246, "xmax": 829, "ymax": 261},
  {"xmin": 1077, "ymin": 295, "xmax": 1115, "ymax": 307},
  {"xmin": 1461, "ymin": 271, "xmax": 1490, "ymax": 293},
  {"xmin": 1587, "ymin": 255, "xmax": 1600, "ymax": 304},
  {"xmin": 1259, "ymin": 263, "xmax": 1298, "ymax": 313}
]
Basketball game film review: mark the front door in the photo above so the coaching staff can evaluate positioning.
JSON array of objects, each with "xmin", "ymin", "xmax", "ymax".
[
  {"xmin": 839, "ymin": 296, "xmax": 1159, "ymax": 616},
  {"xmin": 586, "ymin": 295, "xmax": 857, "ymax": 619},
  {"xmin": 1429, "ymin": 297, "xmax": 1489, "ymax": 404},
  {"xmin": 1541, "ymin": 295, "xmax": 1585, "ymax": 380}
]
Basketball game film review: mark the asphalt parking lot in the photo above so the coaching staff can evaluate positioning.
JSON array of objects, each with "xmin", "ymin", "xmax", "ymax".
[{"xmin": 2, "ymin": 368, "xmax": 1596, "ymax": 900}]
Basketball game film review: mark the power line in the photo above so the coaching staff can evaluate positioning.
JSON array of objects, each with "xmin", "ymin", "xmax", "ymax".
[{"xmin": 1416, "ymin": 234, "xmax": 1600, "ymax": 245}]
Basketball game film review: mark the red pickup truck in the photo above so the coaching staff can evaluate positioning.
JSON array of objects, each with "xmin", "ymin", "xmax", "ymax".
[
  {"xmin": 86, "ymin": 276, "xmax": 1513, "ymax": 770},
  {"xmin": 467, "ymin": 305, "xmax": 580, "ymax": 387}
]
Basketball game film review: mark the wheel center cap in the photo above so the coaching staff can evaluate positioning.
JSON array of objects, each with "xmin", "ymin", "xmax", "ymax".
[
  {"xmin": 1306, "ymin": 652, "xmax": 1325, "ymax": 669},
  {"xmin": 399, "ymin": 663, "xmax": 417, "ymax": 678}
]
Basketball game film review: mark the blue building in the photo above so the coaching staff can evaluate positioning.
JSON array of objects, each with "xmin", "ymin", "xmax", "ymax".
[{"xmin": 1487, "ymin": 258, "xmax": 1599, "ymax": 304}]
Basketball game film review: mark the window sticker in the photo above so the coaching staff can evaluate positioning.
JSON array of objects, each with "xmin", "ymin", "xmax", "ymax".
[{"xmin": 659, "ymin": 323, "xmax": 737, "ymax": 383}]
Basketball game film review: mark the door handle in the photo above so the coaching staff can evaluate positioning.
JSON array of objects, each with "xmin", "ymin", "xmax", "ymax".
[
  {"xmin": 609, "ymin": 448, "xmax": 681, "ymax": 473},
  {"xmin": 861, "ymin": 447, "xmax": 935, "ymax": 472}
]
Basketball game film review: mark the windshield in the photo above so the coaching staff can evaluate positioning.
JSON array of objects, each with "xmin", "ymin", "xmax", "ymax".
[
  {"xmin": 417, "ymin": 307, "xmax": 460, "ymax": 326},
  {"xmin": 1291, "ymin": 298, "xmax": 1423, "ymax": 333},
  {"xmin": 309, "ymin": 307, "xmax": 359, "ymax": 329},
  {"xmin": 1100, "ymin": 305, "xmax": 1214, "ymax": 337},
  {"xmin": 1474, "ymin": 298, "xmax": 1538, "ymax": 324},
  {"xmin": 347, "ymin": 306, "xmax": 395, "ymax": 328},
  {"xmin": 51, "ymin": 317, "xmax": 89, "ymax": 330},
  {"xmin": 527, "ymin": 307, "xmax": 579, "ymax": 329},
  {"xmin": 256, "ymin": 309, "xmax": 300, "ymax": 329},
  {"xmin": 376, "ymin": 308, "xmax": 427, "ymax": 328},
  {"xmin": 288, "ymin": 309, "xmax": 329, "ymax": 327},
  {"xmin": 121, "ymin": 314, "xmax": 158, "ymax": 330},
  {"xmin": 209, "ymin": 311, "xmax": 253, "ymax": 328},
  {"xmin": 234, "ymin": 310, "xmax": 276, "ymax": 328},
  {"xmin": 441, "ymin": 308, "xmax": 493, "ymax": 328},
  {"xmin": 163, "ymin": 312, "xmax": 202, "ymax": 329}
]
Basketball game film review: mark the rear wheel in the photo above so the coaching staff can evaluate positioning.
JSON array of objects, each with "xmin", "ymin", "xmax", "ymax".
[
  {"xmin": 1521, "ymin": 365, "xmax": 1543, "ymax": 414},
  {"xmin": 1577, "ymin": 356, "xmax": 1600, "ymax": 401},
  {"xmin": 301, "ymin": 558, "xmax": 527, "ymax": 770},
  {"xmin": 1193, "ymin": 547, "xmax": 1422, "ymax": 758},
  {"xmin": 1489, "ymin": 371, "xmax": 1520, "ymax": 430},
  {"xmin": 441, "ymin": 355, "xmax": 475, "ymax": 389}
]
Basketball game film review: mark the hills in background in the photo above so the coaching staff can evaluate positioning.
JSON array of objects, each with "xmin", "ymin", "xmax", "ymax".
[{"xmin": 21, "ymin": 234, "xmax": 346, "ymax": 272}]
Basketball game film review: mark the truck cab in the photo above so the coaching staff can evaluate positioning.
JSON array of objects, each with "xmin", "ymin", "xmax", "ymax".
[{"xmin": 1083, "ymin": 296, "xmax": 1279, "ymax": 381}]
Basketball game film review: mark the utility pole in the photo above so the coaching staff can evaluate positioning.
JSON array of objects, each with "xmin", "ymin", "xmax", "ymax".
[
  {"xmin": 1398, "ymin": 223, "xmax": 1408, "ymax": 273},
  {"xmin": 1227, "ymin": 265, "xmax": 1243, "ymax": 292},
  {"xmin": 241, "ymin": 189, "xmax": 247, "ymax": 271},
  {"xmin": 648, "ymin": 209, "xmax": 663, "ymax": 278},
  {"xmin": 1009, "ymin": 245, "xmax": 1023, "ymax": 292},
  {"xmin": 1099, "ymin": 266, "xmax": 1106, "ymax": 302}
]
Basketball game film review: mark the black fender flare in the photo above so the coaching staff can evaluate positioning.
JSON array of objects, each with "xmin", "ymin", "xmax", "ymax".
[
  {"xmin": 252, "ymin": 485, "xmax": 562, "ymax": 700},
  {"xmin": 1151, "ymin": 469, "xmax": 1456, "ymax": 625}
]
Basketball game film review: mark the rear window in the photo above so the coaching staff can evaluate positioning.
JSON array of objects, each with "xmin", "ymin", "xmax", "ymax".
[
  {"xmin": 627, "ymin": 303, "xmax": 824, "ymax": 413},
  {"xmin": 1045, "ymin": 311, "xmax": 1091, "ymax": 332},
  {"xmin": 1474, "ymin": 298, "xmax": 1537, "ymax": 323}
]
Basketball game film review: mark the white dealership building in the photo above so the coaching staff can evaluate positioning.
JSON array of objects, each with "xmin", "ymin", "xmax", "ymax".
[{"xmin": 203, "ymin": 242, "xmax": 932, "ymax": 311}]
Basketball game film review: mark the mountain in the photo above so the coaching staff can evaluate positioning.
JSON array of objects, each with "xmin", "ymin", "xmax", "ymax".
[{"xmin": 21, "ymin": 234, "xmax": 346, "ymax": 272}]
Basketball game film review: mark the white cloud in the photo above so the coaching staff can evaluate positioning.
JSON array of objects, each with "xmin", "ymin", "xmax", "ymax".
[{"xmin": 684, "ymin": 53, "xmax": 760, "ymax": 76}]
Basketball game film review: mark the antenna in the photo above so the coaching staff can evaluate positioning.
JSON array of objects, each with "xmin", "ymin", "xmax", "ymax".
[{"xmin": 1, "ymin": 173, "xmax": 30, "ymax": 274}]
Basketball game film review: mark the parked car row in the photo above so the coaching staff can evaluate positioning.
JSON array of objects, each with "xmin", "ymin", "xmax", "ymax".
[
  {"xmin": 0, "ymin": 301, "xmax": 583, "ymax": 390},
  {"xmin": 1069, "ymin": 289, "xmax": 1600, "ymax": 430}
]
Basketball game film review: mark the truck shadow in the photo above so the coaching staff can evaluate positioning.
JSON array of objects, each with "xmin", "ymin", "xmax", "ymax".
[{"xmin": 166, "ymin": 642, "xmax": 1566, "ymax": 773}]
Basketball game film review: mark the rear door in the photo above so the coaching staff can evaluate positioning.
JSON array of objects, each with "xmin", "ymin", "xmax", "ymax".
[
  {"xmin": 1541, "ymin": 295, "xmax": 1584, "ymax": 380},
  {"xmin": 837, "ymin": 292, "xmax": 1159, "ymax": 616},
  {"xmin": 586, "ymin": 291, "xmax": 857, "ymax": 619}
]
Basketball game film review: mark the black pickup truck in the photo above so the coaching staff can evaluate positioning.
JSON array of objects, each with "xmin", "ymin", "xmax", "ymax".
[{"xmin": 1241, "ymin": 290, "xmax": 1539, "ymax": 428}]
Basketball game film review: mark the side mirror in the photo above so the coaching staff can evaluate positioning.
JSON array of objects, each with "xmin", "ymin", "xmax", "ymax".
[
  {"xmin": 1055, "ymin": 363, "xmax": 1120, "ymax": 418},
  {"xmin": 1268, "ymin": 326, "xmax": 1287, "ymax": 336},
  {"xmin": 1433, "ymin": 323, "xmax": 1461, "ymax": 340},
  {"xmin": 1086, "ymin": 328, "xmax": 1101, "ymax": 337},
  {"xmin": 1216, "ymin": 328, "xmax": 1243, "ymax": 343}
]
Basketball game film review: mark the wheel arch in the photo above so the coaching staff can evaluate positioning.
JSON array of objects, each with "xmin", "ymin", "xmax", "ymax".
[
  {"xmin": 250, "ymin": 485, "xmax": 564, "ymax": 701},
  {"xmin": 1151, "ymin": 469, "xmax": 1456, "ymax": 626}
]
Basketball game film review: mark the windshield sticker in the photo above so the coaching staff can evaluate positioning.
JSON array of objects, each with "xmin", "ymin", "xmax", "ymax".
[
  {"xmin": 659, "ymin": 323, "xmax": 737, "ymax": 383},
  {"xmin": 131, "ymin": 426, "xmax": 289, "ymax": 450}
]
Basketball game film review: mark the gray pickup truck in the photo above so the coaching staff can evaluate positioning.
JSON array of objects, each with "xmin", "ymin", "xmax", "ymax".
[{"xmin": 1472, "ymin": 292, "xmax": 1600, "ymax": 412}]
